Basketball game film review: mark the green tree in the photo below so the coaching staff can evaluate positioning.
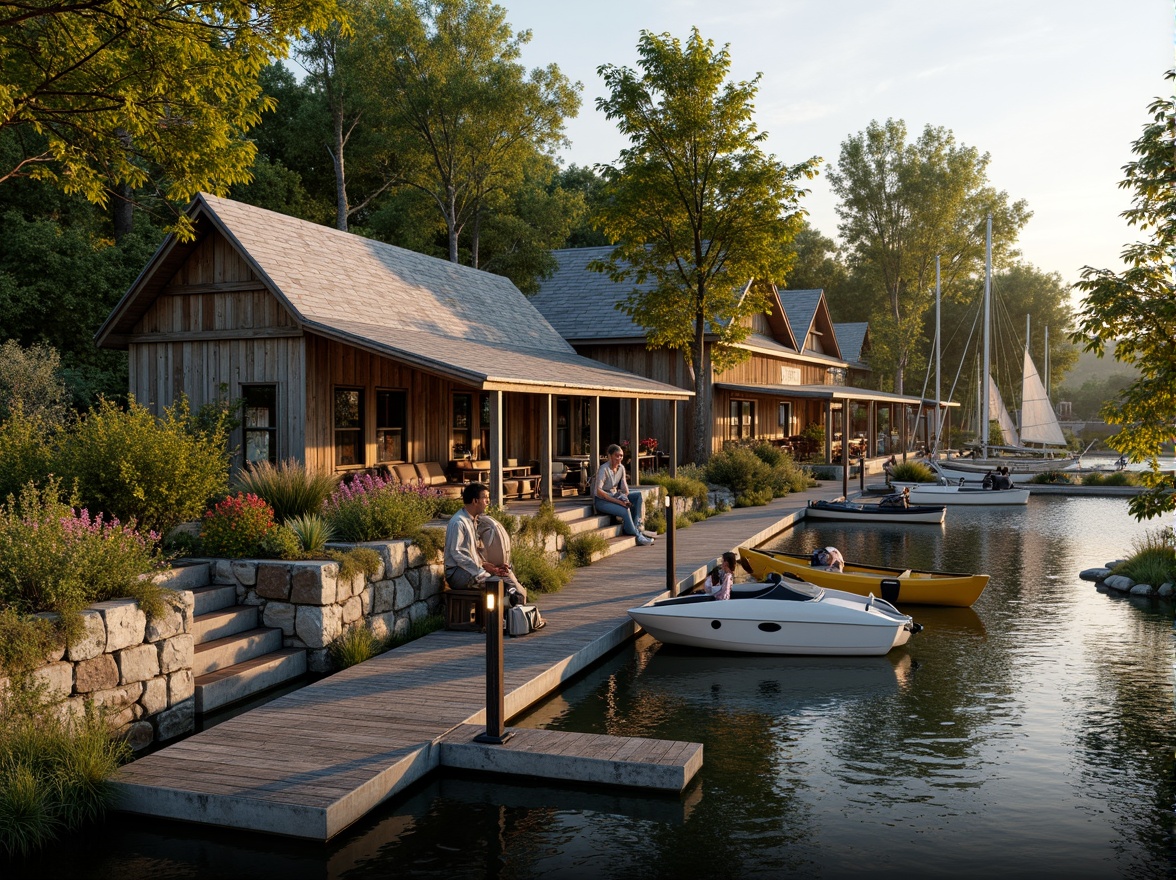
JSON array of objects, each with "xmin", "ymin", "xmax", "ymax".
[
  {"xmin": 783, "ymin": 222, "xmax": 854, "ymax": 311},
  {"xmin": 362, "ymin": 0, "xmax": 580, "ymax": 264},
  {"xmin": 1073, "ymin": 70, "xmax": 1176, "ymax": 520},
  {"xmin": 593, "ymin": 28, "xmax": 819, "ymax": 463},
  {"xmin": 0, "ymin": 0, "xmax": 340, "ymax": 236},
  {"xmin": 827, "ymin": 119, "xmax": 1030, "ymax": 393},
  {"xmin": 0, "ymin": 341, "xmax": 68, "ymax": 425}
]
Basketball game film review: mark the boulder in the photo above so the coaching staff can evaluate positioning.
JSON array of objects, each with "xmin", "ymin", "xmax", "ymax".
[
  {"xmin": 95, "ymin": 599, "xmax": 147, "ymax": 652},
  {"xmin": 1078, "ymin": 567, "xmax": 1113, "ymax": 582},
  {"xmin": 1160, "ymin": 582, "xmax": 1174, "ymax": 597},
  {"xmin": 66, "ymin": 610, "xmax": 107, "ymax": 661},
  {"xmin": 1103, "ymin": 574, "xmax": 1135, "ymax": 592},
  {"xmin": 290, "ymin": 564, "xmax": 336, "ymax": 605},
  {"xmin": 1129, "ymin": 583, "xmax": 1155, "ymax": 596},
  {"xmin": 117, "ymin": 643, "xmax": 160, "ymax": 684}
]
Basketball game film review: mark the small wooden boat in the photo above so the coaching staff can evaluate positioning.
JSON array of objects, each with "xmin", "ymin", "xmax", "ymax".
[
  {"xmin": 628, "ymin": 576, "xmax": 920, "ymax": 656},
  {"xmin": 805, "ymin": 498, "xmax": 946, "ymax": 524},
  {"xmin": 739, "ymin": 547, "xmax": 988, "ymax": 608},
  {"xmin": 890, "ymin": 481, "xmax": 1030, "ymax": 505}
]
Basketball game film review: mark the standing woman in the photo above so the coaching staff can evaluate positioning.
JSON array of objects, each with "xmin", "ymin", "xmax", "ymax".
[{"xmin": 593, "ymin": 444, "xmax": 654, "ymax": 546}]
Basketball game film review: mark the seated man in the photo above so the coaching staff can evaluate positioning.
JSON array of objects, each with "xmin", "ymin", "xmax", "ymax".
[
  {"xmin": 443, "ymin": 483, "xmax": 526, "ymax": 604},
  {"xmin": 810, "ymin": 546, "xmax": 846, "ymax": 572}
]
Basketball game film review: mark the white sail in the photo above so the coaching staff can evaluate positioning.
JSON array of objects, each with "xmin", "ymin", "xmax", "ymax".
[
  {"xmin": 1019, "ymin": 350, "xmax": 1067, "ymax": 447},
  {"xmin": 988, "ymin": 376, "xmax": 1020, "ymax": 447}
]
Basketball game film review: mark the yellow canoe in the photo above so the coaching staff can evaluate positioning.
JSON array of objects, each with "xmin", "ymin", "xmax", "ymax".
[{"xmin": 739, "ymin": 547, "xmax": 988, "ymax": 608}]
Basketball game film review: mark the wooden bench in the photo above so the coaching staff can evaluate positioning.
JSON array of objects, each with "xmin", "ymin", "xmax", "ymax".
[{"xmin": 444, "ymin": 587, "xmax": 485, "ymax": 632}]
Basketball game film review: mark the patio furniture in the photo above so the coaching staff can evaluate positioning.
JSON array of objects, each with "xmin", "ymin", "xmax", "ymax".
[{"xmin": 444, "ymin": 587, "xmax": 484, "ymax": 631}]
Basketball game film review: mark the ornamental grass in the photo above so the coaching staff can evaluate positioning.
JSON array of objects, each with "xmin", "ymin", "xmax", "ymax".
[{"xmin": 234, "ymin": 459, "xmax": 339, "ymax": 523}]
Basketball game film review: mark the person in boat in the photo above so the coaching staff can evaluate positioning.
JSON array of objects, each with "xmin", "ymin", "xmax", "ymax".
[
  {"xmin": 810, "ymin": 546, "xmax": 845, "ymax": 572},
  {"xmin": 982, "ymin": 470, "xmax": 995, "ymax": 490},
  {"xmin": 699, "ymin": 551, "xmax": 737, "ymax": 600},
  {"xmin": 993, "ymin": 467, "xmax": 1013, "ymax": 490},
  {"xmin": 593, "ymin": 443, "xmax": 654, "ymax": 546},
  {"xmin": 880, "ymin": 487, "xmax": 910, "ymax": 508}
]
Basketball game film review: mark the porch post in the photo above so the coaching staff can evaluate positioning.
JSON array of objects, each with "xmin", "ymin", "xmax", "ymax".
[
  {"xmin": 670, "ymin": 399, "xmax": 679, "ymax": 478},
  {"xmin": 824, "ymin": 401, "xmax": 833, "ymax": 463},
  {"xmin": 540, "ymin": 393, "xmax": 553, "ymax": 504},
  {"xmin": 488, "ymin": 390, "xmax": 503, "ymax": 506},
  {"xmin": 590, "ymin": 395, "xmax": 600, "ymax": 486},
  {"xmin": 630, "ymin": 397, "xmax": 641, "ymax": 486},
  {"xmin": 901, "ymin": 403, "xmax": 909, "ymax": 462}
]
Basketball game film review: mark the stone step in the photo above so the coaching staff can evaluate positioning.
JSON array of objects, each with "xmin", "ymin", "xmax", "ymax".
[
  {"xmin": 193, "ymin": 627, "xmax": 284, "ymax": 677},
  {"xmin": 565, "ymin": 513, "xmax": 618, "ymax": 536},
  {"xmin": 150, "ymin": 561, "xmax": 211, "ymax": 591},
  {"xmin": 195, "ymin": 649, "xmax": 308, "ymax": 714},
  {"xmin": 193, "ymin": 605, "xmax": 259, "ymax": 645},
  {"xmin": 191, "ymin": 584, "xmax": 238, "ymax": 617}
]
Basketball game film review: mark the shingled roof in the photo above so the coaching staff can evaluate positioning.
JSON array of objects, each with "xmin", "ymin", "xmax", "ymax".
[
  {"xmin": 531, "ymin": 246, "xmax": 656, "ymax": 341},
  {"xmin": 835, "ymin": 322, "xmax": 870, "ymax": 367},
  {"xmin": 97, "ymin": 196, "xmax": 689, "ymax": 399}
]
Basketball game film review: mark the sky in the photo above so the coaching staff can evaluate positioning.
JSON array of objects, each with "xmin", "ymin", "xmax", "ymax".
[{"xmin": 501, "ymin": 0, "xmax": 1172, "ymax": 299}]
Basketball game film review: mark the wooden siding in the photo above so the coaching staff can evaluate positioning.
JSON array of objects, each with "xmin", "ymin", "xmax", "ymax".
[{"xmin": 719, "ymin": 353, "xmax": 832, "ymax": 387}]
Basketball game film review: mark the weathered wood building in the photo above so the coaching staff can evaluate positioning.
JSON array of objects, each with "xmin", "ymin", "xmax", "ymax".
[
  {"xmin": 96, "ymin": 195, "xmax": 690, "ymax": 502},
  {"xmin": 532, "ymin": 247, "xmax": 940, "ymax": 463}
]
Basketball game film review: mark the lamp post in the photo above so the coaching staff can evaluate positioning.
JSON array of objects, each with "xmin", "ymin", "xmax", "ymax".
[
  {"xmin": 474, "ymin": 577, "xmax": 512, "ymax": 745},
  {"xmin": 665, "ymin": 494, "xmax": 676, "ymax": 596}
]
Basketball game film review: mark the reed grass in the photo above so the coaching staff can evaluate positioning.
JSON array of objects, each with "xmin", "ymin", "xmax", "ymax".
[{"xmin": 235, "ymin": 459, "xmax": 339, "ymax": 523}]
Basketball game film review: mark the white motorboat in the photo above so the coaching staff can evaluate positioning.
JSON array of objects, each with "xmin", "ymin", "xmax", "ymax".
[
  {"xmin": 627, "ymin": 576, "xmax": 921, "ymax": 656},
  {"xmin": 890, "ymin": 481, "xmax": 1029, "ymax": 505}
]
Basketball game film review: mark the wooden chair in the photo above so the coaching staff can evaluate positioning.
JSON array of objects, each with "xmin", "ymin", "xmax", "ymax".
[{"xmin": 444, "ymin": 586, "xmax": 485, "ymax": 631}]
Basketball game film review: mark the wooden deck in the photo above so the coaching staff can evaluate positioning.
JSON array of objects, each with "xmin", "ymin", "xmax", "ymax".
[{"xmin": 111, "ymin": 483, "xmax": 841, "ymax": 840}]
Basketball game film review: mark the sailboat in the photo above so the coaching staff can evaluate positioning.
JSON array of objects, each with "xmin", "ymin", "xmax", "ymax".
[{"xmin": 933, "ymin": 217, "xmax": 1080, "ymax": 484}]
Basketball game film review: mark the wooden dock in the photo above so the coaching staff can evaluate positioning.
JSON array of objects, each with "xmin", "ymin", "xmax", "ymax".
[{"xmin": 111, "ymin": 485, "xmax": 838, "ymax": 839}]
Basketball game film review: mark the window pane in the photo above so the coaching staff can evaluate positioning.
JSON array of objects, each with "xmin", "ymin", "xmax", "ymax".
[
  {"xmin": 245, "ymin": 430, "xmax": 271, "ymax": 464},
  {"xmin": 335, "ymin": 389, "xmax": 361, "ymax": 429},
  {"xmin": 376, "ymin": 429, "xmax": 402, "ymax": 463}
]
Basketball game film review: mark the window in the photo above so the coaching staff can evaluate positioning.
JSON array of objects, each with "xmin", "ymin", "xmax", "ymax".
[
  {"xmin": 777, "ymin": 402, "xmax": 792, "ymax": 431},
  {"xmin": 243, "ymin": 385, "xmax": 277, "ymax": 465},
  {"xmin": 334, "ymin": 388, "xmax": 363, "ymax": 467},
  {"xmin": 452, "ymin": 393, "xmax": 472, "ymax": 458},
  {"xmin": 376, "ymin": 390, "xmax": 407, "ymax": 463},
  {"xmin": 730, "ymin": 399, "xmax": 755, "ymax": 440}
]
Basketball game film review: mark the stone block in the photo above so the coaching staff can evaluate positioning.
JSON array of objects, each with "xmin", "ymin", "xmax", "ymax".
[
  {"xmin": 394, "ymin": 578, "xmax": 415, "ymax": 612},
  {"xmin": 158, "ymin": 634, "xmax": 194, "ymax": 674},
  {"xmin": 419, "ymin": 564, "xmax": 444, "ymax": 601},
  {"xmin": 255, "ymin": 563, "xmax": 292, "ymax": 600},
  {"xmin": 168, "ymin": 668, "xmax": 194, "ymax": 704},
  {"xmin": 145, "ymin": 592, "xmax": 188, "ymax": 642},
  {"xmin": 241, "ymin": 588, "xmax": 263, "ymax": 606},
  {"xmin": 33, "ymin": 661, "xmax": 73, "ymax": 701},
  {"xmin": 1130, "ymin": 583, "xmax": 1154, "ymax": 596},
  {"xmin": 231, "ymin": 560, "xmax": 258, "ymax": 586},
  {"xmin": 392, "ymin": 615, "xmax": 412, "ymax": 641},
  {"xmin": 295, "ymin": 604, "xmax": 342, "ymax": 649},
  {"xmin": 368, "ymin": 612, "xmax": 396, "ymax": 642},
  {"xmin": 306, "ymin": 648, "xmax": 332, "ymax": 675},
  {"xmin": 262, "ymin": 601, "xmax": 296, "ymax": 636},
  {"xmin": 104, "ymin": 705, "xmax": 136, "ymax": 730},
  {"xmin": 75, "ymin": 654, "xmax": 119, "ymax": 693},
  {"xmin": 94, "ymin": 599, "xmax": 147, "ymax": 652},
  {"xmin": 341, "ymin": 595, "xmax": 363, "ymax": 625},
  {"xmin": 92, "ymin": 682, "xmax": 143, "ymax": 713},
  {"xmin": 405, "ymin": 542, "xmax": 424, "ymax": 568},
  {"xmin": 373, "ymin": 580, "xmax": 396, "ymax": 614},
  {"xmin": 140, "ymin": 676, "xmax": 169, "ymax": 715},
  {"xmin": 408, "ymin": 600, "xmax": 429, "ymax": 624},
  {"xmin": 117, "ymin": 643, "xmax": 160, "ymax": 684},
  {"xmin": 155, "ymin": 698, "xmax": 195, "ymax": 741},
  {"xmin": 67, "ymin": 610, "xmax": 107, "ymax": 661},
  {"xmin": 212, "ymin": 560, "xmax": 236, "ymax": 585},
  {"xmin": 383, "ymin": 541, "xmax": 408, "ymax": 579},
  {"xmin": 291, "ymin": 564, "xmax": 336, "ymax": 605},
  {"xmin": 360, "ymin": 585, "xmax": 373, "ymax": 615},
  {"xmin": 120, "ymin": 720, "xmax": 155, "ymax": 751}
]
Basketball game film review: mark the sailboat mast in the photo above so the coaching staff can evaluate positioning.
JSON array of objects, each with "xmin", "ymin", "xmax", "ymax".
[
  {"xmin": 934, "ymin": 255, "xmax": 941, "ymax": 454},
  {"xmin": 1044, "ymin": 326, "xmax": 1050, "ymax": 403},
  {"xmin": 981, "ymin": 214, "xmax": 992, "ymax": 457},
  {"xmin": 1021, "ymin": 313, "xmax": 1029, "ymax": 434}
]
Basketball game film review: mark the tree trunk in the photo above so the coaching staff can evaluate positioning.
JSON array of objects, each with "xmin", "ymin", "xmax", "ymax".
[
  {"xmin": 446, "ymin": 184, "xmax": 459, "ymax": 263},
  {"xmin": 691, "ymin": 305, "xmax": 711, "ymax": 465},
  {"xmin": 332, "ymin": 106, "xmax": 348, "ymax": 232},
  {"xmin": 891, "ymin": 290, "xmax": 904, "ymax": 394}
]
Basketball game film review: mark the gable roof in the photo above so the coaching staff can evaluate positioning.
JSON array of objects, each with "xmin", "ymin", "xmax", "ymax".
[
  {"xmin": 778, "ymin": 289, "xmax": 842, "ymax": 359},
  {"xmin": 96, "ymin": 196, "xmax": 689, "ymax": 399},
  {"xmin": 834, "ymin": 322, "xmax": 870, "ymax": 368},
  {"xmin": 531, "ymin": 246, "xmax": 657, "ymax": 341}
]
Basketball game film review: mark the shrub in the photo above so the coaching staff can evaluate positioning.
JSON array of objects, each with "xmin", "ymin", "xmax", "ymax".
[
  {"xmin": 0, "ymin": 480, "xmax": 166, "ymax": 640},
  {"xmin": 640, "ymin": 471, "xmax": 709, "ymax": 508},
  {"xmin": 510, "ymin": 540, "xmax": 573, "ymax": 595},
  {"xmin": 565, "ymin": 532, "xmax": 609, "ymax": 567},
  {"xmin": 890, "ymin": 460, "xmax": 936, "ymax": 483},
  {"xmin": 410, "ymin": 527, "xmax": 446, "ymax": 562},
  {"xmin": 329, "ymin": 547, "xmax": 383, "ymax": 583},
  {"xmin": 199, "ymin": 493, "xmax": 277, "ymax": 559},
  {"xmin": 517, "ymin": 501, "xmax": 571, "ymax": 548},
  {"xmin": 705, "ymin": 447, "xmax": 772, "ymax": 506},
  {"xmin": 287, "ymin": 513, "xmax": 334, "ymax": 554},
  {"xmin": 1029, "ymin": 470, "xmax": 1075, "ymax": 485},
  {"xmin": 1113, "ymin": 527, "xmax": 1176, "ymax": 586},
  {"xmin": 0, "ymin": 610, "xmax": 61, "ymax": 677},
  {"xmin": 54, "ymin": 395, "xmax": 230, "ymax": 535},
  {"xmin": 256, "ymin": 525, "xmax": 303, "ymax": 560},
  {"xmin": 322, "ymin": 473, "xmax": 437, "ymax": 542},
  {"xmin": 644, "ymin": 508, "xmax": 666, "ymax": 535},
  {"xmin": 0, "ymin": 681, "xmax": 131, "ymax": 858},
  {"xmin": 0, "ymin": 405, "xmax": 56, "ymax": 502},
  {"xmin": 234, "ymin": 459, "xmax": 339, "ymax": 523},
  {"xmin": 328, "ymin": 623, "xmax": 383, "ymax": 670},
  {"xmin": 0, "ymin": 341, "xmax": 69, "ymax": 426},
  {"xmin": 434, "ymin": 497, "xmax": 464, "ymax": 518}
]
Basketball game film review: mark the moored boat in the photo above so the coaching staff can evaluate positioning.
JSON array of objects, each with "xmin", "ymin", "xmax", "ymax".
[
  {"xmin": 890, "ymin": 481, "xmax": 1030, "ymax": 505},
  {"xmin": 627, "ymin": 576, "xmax": 919, "ymax": 656},
  {"xmin": 739, "ymin": 547, "xmax": 988, "ymax": 608},
  {"xmin": 805, "ymin": 498, "xmax": 946, "ymax": 524}
]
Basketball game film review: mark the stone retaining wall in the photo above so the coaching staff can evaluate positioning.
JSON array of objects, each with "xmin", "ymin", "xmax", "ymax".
[
  {"xmin": 29, "ymin": 588, "xmax": 195, "ymax": 751},
  {"xmin": 204, "ymin": 539, "xmax": 445, "ymax": 673}
]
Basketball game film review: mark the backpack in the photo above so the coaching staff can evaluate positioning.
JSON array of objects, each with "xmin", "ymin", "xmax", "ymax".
[{"xmin": 507, "ymin": 604, "xmax": 545, "ymax": 636}]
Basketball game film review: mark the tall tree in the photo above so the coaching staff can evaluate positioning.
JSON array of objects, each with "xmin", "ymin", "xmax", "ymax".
[
  {"xmin": 1073, "ymin": 70, "xmax": 1176, "ymax": 520},
  {"xmin": 827, "ymin": 119, "xmax": 1030, "ymax": 393},
  {"xmin": 0, "ymin": 0, "xmax": 340, "ymax": 237},
  {"xmin": 361, "ymin": 0, "xmax": 579, "ymax": 264},
  {"xmin": 594, "ymin": 28, "xmax": 818, "ymax": 463}
]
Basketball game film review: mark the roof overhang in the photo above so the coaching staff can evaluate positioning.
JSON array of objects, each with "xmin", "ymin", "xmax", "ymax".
[{"xmin": 715, "ymin": 382, "xmax": 957, "ymax": 408}]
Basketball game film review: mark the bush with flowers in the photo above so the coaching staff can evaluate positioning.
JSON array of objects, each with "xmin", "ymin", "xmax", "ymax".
[
  {"xmin": 322, "ymin": 473, "xmax": 439, "ymax": 542},
  {"xmin": 0, "ymin": 478, "xmax": 165, "ymax": 657},
  {"xmin": 199, "ymin": 493, "xmax": 278, "ymax": 559}
]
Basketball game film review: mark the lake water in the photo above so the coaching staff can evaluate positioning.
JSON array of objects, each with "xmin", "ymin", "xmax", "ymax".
[{"xmin": 10, "ymin": 496, "xmax": 1176, "ymax": 879}]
